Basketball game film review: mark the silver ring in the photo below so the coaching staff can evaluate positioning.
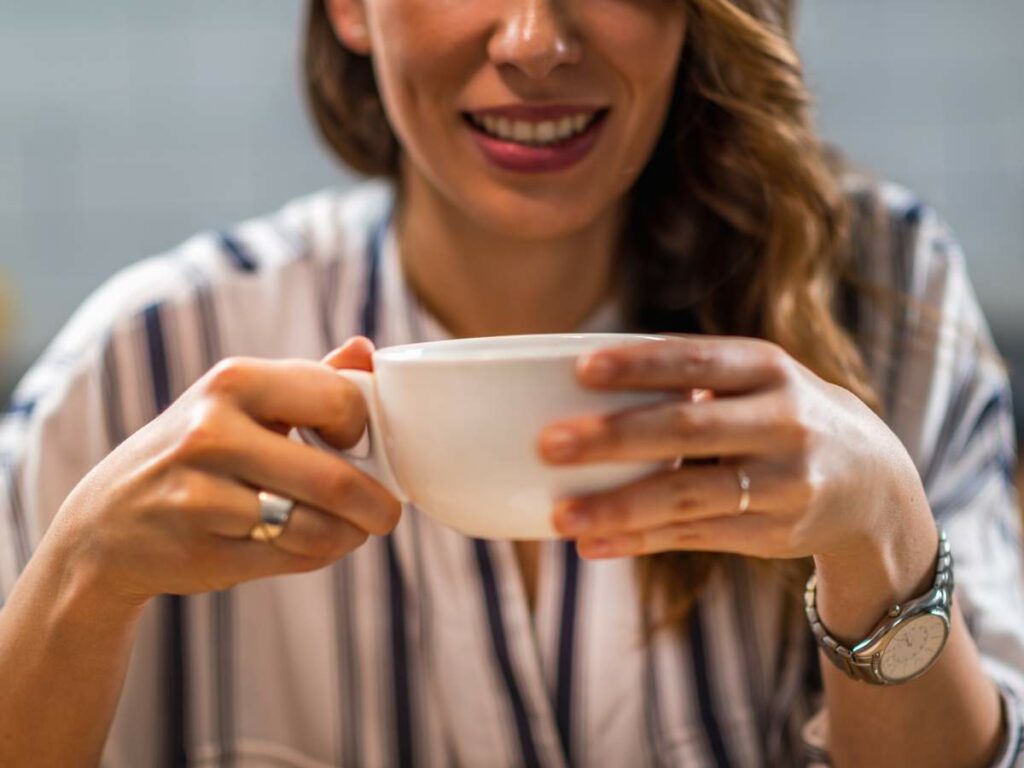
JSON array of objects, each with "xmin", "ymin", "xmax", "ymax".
[
  {"xmin": 735, "ymin": 466, "xmax": 751, "ymax": 514},
  {"xmin": 250, "ymin": 490, "xmax": 295, "ymax": 542}
]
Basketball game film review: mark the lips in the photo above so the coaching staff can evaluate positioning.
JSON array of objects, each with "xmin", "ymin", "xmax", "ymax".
[{"xmin": 461, "ymin": 104, "xmax": 610, "ymax": 174}]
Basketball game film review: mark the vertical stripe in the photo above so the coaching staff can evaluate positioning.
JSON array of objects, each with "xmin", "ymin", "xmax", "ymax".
[
  {"xmin": 333, "ymin": 558, "xmax": 362, "ymax": 766},
  {"xmin": 218, "ymin": 232, "xmax": 258, "ymax": 273},
  {"xmin": 143, "ymin": 304, "xmax": 188, "ymax": 768},
  {"xmin": 192, "ymin": 283, "xmax": 234, "ymax": 766},
  {"xmin": 320, "ymin": 223, "xmax": 359, "ymax": 763},
  {"xmin": 387, "ymin": 540, "xmax": 415, "ymax": 768},
  {"xmin": 554, "ymin": 541, "xmax": 580, "ymax": 764},
  {"xmin": 642, "ymin": 612, "xmax": 667, "ymax": 768},
  {"xmin": 881, "ymin": 206, "xmax": 918, "ymax": 417},
  {"xmin": 688, "ymin": 606, "xmax": 733, "ymax": 768},
  {"xmin": 361, "ymin": 208, "xmax": 415, "ymax": 765},
  {"xmin": 144, "ymin": 305, "xmax": 172, "ymax": 414},
  {"xmin": 101, "ymin": 336, "xmax": 127, "ymax": 449},
  {"xmin": 922, "ymin": 371, "xmax": 977, "ymax": 490},
  {"xmin": 212, "ymin": 593, "xmax": 234, "ymax": 768},
  {"xmin": 319, "ymin": 257, "xmax": 342, "ymax": 353},
  {"xmin": 729, "ymin": 559, "xmax": 767, "ymax": 745},
  {"xmin": 1, "ymin": 459, "xmax": 30, "ymax": 572},
  {"xmin": 473, "ymin": 540, "xmax": 543, "ymax": 768}
]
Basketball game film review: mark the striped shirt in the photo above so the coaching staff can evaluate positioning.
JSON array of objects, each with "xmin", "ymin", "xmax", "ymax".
[{"xmin": 1, "ymin": 179, "xmax": 1023, "ymax": 767}]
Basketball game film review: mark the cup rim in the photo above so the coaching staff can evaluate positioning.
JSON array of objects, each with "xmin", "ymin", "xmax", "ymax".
[{"xmin": 372, "ymin": 332, "xmax": 669, "ymax": 364}]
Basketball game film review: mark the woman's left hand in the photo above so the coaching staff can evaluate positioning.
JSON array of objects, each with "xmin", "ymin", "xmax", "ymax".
[{"xmin": 538, "ymin": 335, "xmax": 933, "ymax": 564}]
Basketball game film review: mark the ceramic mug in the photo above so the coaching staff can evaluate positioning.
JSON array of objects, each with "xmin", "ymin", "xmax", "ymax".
[{"xmin": 299, "ymin": 333, "xmax": 677, "ymax": 539}]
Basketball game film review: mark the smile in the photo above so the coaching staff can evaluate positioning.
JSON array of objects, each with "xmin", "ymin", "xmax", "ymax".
[
  {"xmin": 463, "ymin": 110, "xmax": 604, "ymax": 147},
  {"xmin": 460, "ymin": 106, "xmax": 610, "ymax": 174}
]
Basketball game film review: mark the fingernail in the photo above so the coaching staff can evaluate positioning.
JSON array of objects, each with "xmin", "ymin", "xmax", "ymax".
[
  {"xmin": 580, "ymin": 355, "xmax": 619, "ymax": 383},
  {"xmin": 543, "ymin": 428, "xmax": 580, "ymax": 460}
]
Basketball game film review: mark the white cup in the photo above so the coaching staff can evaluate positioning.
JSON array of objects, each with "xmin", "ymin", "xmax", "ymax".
[{"xmin": 300, "ymin": 333, "xmax": 677, "ymax": 540}]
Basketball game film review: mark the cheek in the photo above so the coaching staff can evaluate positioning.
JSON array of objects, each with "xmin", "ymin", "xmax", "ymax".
[
  {"xmin": 585, "ymin": 3, "xmax": 686, "ymax": 126},
  {"xmin": 369, "ymin": 0, "xmax": 477, "ymax": 125}
]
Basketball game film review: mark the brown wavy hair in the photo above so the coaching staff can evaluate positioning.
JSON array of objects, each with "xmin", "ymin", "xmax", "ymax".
[{"xmin": 304, "ymin": 0, "xmax": 879, "ymax": 624}]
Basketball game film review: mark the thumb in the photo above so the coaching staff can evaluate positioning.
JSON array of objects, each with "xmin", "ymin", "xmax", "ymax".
[{"xmin": 322, "ymin": 336, "xmax": 376, "ymax": 372}]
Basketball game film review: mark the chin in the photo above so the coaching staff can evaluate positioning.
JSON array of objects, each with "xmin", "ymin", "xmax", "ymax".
[{"xmin": 460, "ymin": 183, "xmax": 619, "ymax": 242}]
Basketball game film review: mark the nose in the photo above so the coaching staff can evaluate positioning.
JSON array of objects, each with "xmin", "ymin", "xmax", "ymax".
[{"xmin": 488, "ymin": 0, "xmax": 582, "ymax": 81}]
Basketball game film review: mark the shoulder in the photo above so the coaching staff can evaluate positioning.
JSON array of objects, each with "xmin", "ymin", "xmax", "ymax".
[
  {"xmin": 5, "ymin": 180, "xmax": 394, "ymax": 427},
  {"xmin": 839, "ymin": 175, "xmax": 1009, "ymax": 472},
  {"xmin": 839, "ymin": 174, "xmax": 990, "ymax": 359},
  {"xmin": 842, "ymin": 175, "xmax": 966, "ymax": 304}
]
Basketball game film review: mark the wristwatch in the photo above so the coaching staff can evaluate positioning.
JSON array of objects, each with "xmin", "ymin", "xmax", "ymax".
[{"xmin": 804, "ymin": 527, "xmax": 953, "ymax": 685}]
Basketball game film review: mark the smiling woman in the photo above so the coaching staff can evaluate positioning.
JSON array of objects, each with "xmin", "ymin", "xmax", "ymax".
[{"xmin": 0, "ymin": 1, "xmax": 1022, "ymax": 767}]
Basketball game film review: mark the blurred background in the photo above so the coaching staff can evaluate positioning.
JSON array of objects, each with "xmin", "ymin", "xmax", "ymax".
[{"xmin": 1, "ymin": 1, "xmax": 1022, "ymax": 450}]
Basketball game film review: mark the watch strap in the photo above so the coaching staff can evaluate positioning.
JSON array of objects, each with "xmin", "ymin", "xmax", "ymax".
[{"xmin": 805, "ymin": 526, "xmax": 952, "ymax": 685}]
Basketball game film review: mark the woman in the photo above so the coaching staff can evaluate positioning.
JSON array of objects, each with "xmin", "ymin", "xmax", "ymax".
[{"xmin": 0, "ymin": 0, "xmax": 1021, "ymax": 765}]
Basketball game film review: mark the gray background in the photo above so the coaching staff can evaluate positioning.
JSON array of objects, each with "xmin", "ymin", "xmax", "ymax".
[{"xmin": 2, "ymin": 1, "xmax": 1022, "ymax": 434}]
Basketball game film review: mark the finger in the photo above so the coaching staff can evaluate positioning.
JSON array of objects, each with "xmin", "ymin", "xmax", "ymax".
[
  {"xmin": 159, "ymin": 467, "xmax": 265, "ymax": 538},
  {"xmin": 322, "ymin": 336, "xmax": 375, "ymax": 371},
  {"xmin": 539, "ymin": 392, "xmax": 797, "ymax": 463},
  {"xmin": 259, "ymin": 505, "xmax": 371, "ymax": 561},
  {"xmin": 157, "ymin": 468, "xmax": 379, "ymax": 555},
  {"xmin": 181, "ymin": 409, "xmax": 402, "ymax": 536},
  {"xmin": 575, "ymin": 514, "xmax": 775, "ymax": 559},
  {"xmin": 199, "ymin": 357, "xmax": 368, "ymax": 449},
  {"xmin": 201, "ymin": 537, "xmax": 350, "ymax": 585},
  {"xmin": 576, "ymin": 336, "xmax": 791, "ymax": 394},
  {"xmin": 552, "ymin": 461, "xmax": 779, "ymax": 538}
]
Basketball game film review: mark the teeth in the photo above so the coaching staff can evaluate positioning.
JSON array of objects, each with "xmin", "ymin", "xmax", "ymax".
[{"xmin": 469, "ymin": 111, "xmax": 598, "ymax": 145}]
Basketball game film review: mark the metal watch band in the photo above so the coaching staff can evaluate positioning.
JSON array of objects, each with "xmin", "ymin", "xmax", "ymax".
[{"xmin": 804, "ymin": 526, "xmax": 953, "ymax": 684}]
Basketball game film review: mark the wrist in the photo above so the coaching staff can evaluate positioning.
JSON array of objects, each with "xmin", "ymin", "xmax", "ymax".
[
  {"xmin": 813, "ymin": 479, "xmax": 938, "ymax": 642},
  {"xmin": 33, "ymin": 529, "xmax": 148, "ymax": 631}
]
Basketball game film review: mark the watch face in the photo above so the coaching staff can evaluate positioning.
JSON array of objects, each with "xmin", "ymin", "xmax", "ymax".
[{"xmin": 879, "ymin": 614, "xmax": 948, "ymax": 681}]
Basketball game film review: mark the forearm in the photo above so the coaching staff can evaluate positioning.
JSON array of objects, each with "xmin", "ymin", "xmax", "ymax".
[
  {"xmin": 0, "ymin": 535, "xmax": 143, "ymax": 767},
  {"xmin": 821, "ymin": 602, "xmax": 1003, "ymax": 767},
  {"xmin": 816, "ymin": 507, "xmax": 1004, "ymax": 768}
]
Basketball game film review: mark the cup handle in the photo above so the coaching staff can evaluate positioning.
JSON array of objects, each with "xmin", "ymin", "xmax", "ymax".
[{"xmin": 297, "ymin": 369, "xmax": 409, "ymax": 503}]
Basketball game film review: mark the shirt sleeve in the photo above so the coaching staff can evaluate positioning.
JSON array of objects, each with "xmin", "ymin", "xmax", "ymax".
[
  {"xmin": 801, "ymin": 192, "xmax": 1024, "ymax": 765},
  {"xmin": 0, "ymin": 255, "xmax": 200, "ymax": 766}
]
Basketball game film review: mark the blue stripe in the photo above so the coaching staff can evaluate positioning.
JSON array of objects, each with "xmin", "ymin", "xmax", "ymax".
[
  {"xmin": 361, "ymin": 210, "xmax": 414, "ymax": 766},
  {"xmin": 882, "ymin": 207, "xmax": 918, "ymax": 419},
  {"xmin": 1, "ymin": 459, "xmax": 30, "ymax": 571},
  {"xmin": 932, "ymin": 451, "xmax": 1015, "ymax": 518},
  {"xmin": 688, "ymin": 606, "xmax": 733, "ymax": 768},
  {"xmin": 143, "ymin": 305, "xmax": 172, "ymax": 413},
  {"xmin": 474, "ymin": 540, "xmax": 542, "ymax": 768},
  {"xmin": 360, "ymin": 213, "xmax": 390, "ymax": 342},
  {"xmin": 101, "ymin": 336, "xmax": 127, "ymax": 449},
  {"xmin": 218, "ymin": 232, "xmax": 258, "ymax": 273},
  {"xmin": 965, "ymin": 386, "xmax": 1011, "ymax": 447},
  {"xmin": 387, "ymin": 540, "xmax": 415, "ymax": 767},
  {"xmin": 555, "ymin": 541, "xmax": 580, "ymax": 764},
  {"xmin": 333, "ymin": 558, "xmax": 362, "ymax": 765},
  {"xmin": 142, "ymin": 303, "xmax": 187, "ymax": 767},
  {"xmin": 923, "ymin": 371, "xmax": 980, "ymax": 491},
  {"xmin": 3, "ymin": 400, "xmax": 35, "ymax": 417}
]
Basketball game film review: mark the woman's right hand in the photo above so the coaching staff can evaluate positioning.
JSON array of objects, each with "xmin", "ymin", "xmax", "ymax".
[{"xmin": 48, "ymin": 336, "xmax": 401, "ymax": 609}]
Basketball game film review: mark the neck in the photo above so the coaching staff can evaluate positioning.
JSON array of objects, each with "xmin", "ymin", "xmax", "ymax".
[{"xmin": 394, "ymin": 165, "xmax": 626, "ymax": 339}]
